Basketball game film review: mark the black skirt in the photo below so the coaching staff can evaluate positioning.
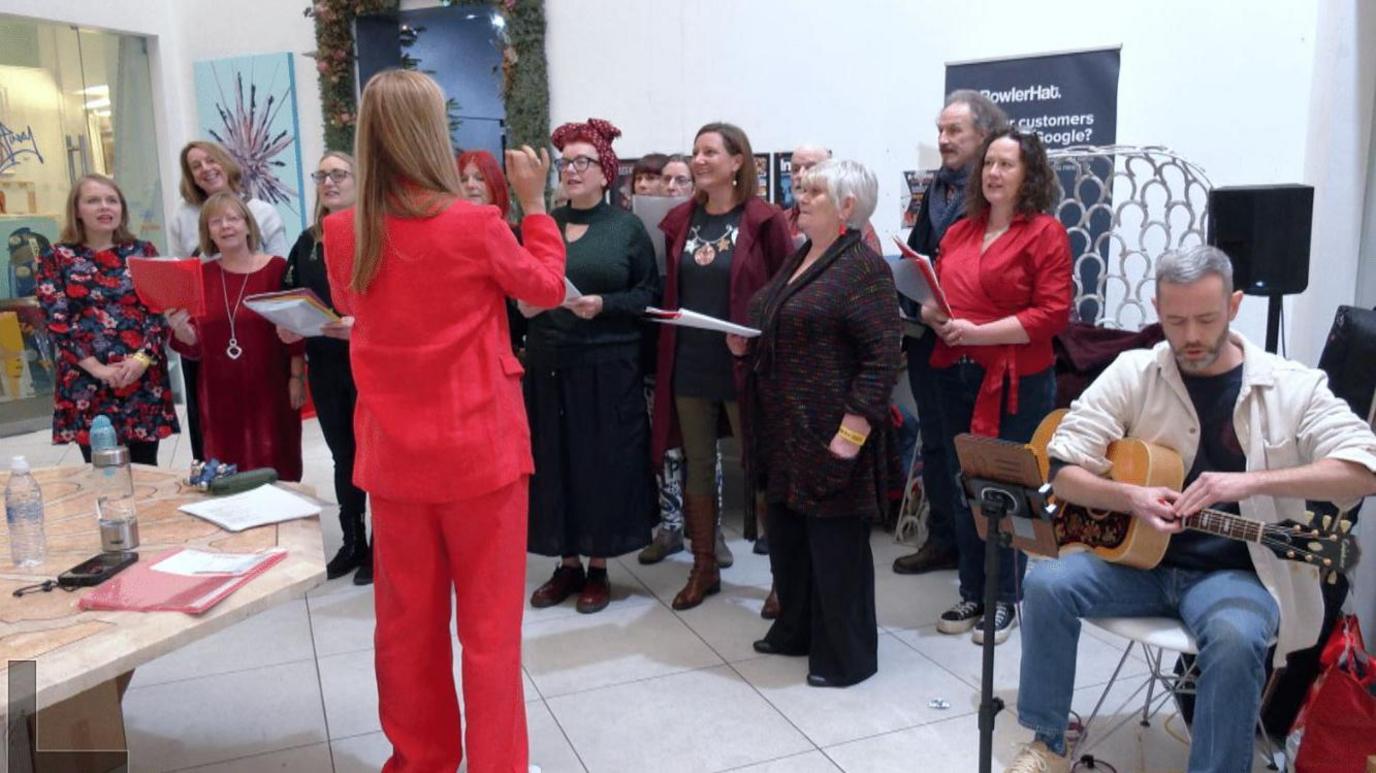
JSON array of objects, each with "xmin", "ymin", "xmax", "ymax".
[{"xmin": 525, "ymin": 351, "xmax": 657, "ymax": 557}]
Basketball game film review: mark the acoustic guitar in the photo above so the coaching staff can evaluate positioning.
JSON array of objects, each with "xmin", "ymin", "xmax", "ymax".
[{"xmin": 1028, "ymin": 409, "xmax": 1358, "ymax": 580}]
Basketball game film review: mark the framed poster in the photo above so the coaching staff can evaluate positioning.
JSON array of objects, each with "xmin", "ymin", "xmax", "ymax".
[
  {"xmin": 193, "ymin": 52, "xmax": 307, "ymax": 244},
  {"xmin": 772, "ymin": 152, "xmax": 794, "ymax": 209},
  {"xmin": 753, "ymin": 154, "xmax": 771, "ymax": 201}
]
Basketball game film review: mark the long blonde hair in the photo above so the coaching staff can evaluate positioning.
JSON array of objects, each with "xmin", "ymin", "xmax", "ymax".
[
  {"xmin": 351, "ymin": 70, "xmax": 461, "ymax": 292},
  {"xmin": 312, "ymin": 150, "xmax": 356, "ymax": 238},
  {"xmin": 178, "ymin": 141, "xmax": 244, "ymax": 205}
]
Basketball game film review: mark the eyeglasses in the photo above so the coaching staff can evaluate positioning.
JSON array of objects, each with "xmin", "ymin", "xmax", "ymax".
[
  {"xmin": 555, "ymin": 156, "xmax": 600, "ymax": 174},
  {"xmin": 311, "ymin": 170, "xmax": 352, "ymax": 184},
  {"xmin": 208, "ymin": 214, "xmax": 245, "ymax": 228},
  {"xmin": 664, "ymin": 176, "xmax": 692, "ymax": 187}
]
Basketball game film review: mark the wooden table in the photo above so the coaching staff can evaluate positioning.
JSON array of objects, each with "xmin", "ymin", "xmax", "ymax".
[{"xmin": 0, "ymin": 465, "xmax": 325, "ymax": 769}]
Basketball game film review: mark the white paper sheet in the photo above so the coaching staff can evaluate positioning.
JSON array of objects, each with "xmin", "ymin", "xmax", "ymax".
[
  {"xmin": 644, "ymin": 306, "xmax": 761, "ymax": 337},
  {"xmin": 152, "ymin": 548, "xmax": 283, "ymax": 576},
  {"xmin": 177, "ymin": 484, "xmax": 322, "ymax": 533},
  {"xmin": 564, "ymin": 277, "xmax": 582, "ymax": 303},
  {"xmin": 891, "ymin": 255, "xmax": 939, "ymax": 306},
  {"xmin": 244, "ymin": 297, "xmax": 339, "ymax": 337}
]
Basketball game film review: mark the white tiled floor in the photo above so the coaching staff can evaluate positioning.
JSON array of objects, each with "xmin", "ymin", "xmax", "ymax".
[{"xmin": 6, "ymin": 415, "xmax": 1282, "ymax": 772}]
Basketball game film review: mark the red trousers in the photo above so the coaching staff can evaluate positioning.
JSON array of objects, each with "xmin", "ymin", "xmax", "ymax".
[{"xmin": 373, "ymin": 479, "xmax": 529, "ymax": 772}]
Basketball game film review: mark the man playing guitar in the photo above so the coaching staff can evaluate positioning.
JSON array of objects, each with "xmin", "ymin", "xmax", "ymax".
[{"xmin": 1006, "ymin": 246, "xmax": 1376, "ymax": 773}]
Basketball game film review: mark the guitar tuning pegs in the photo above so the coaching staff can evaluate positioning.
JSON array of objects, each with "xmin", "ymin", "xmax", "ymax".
[
  {"xmin": 1340, "ymin": 520, "xmax": 1353, "ymax": 534},
  {"xmin": 1322, "ymin": 515, "xmax": 1333, "ymax": 530},
  {"xmin": 1327, "ymin": 572, "xmax": 1338, "ymax": 585},
  {"xmin": 1301, "ymin": 512, "xmax": 1316, "ymax": 525},
  {"xmin": 1324, "ymin": 558, "xmax": 1333, "ymax": 567},
  {"xmin": 1287, "ymin": 550, "xmax": 1296, "ymax": 559}
]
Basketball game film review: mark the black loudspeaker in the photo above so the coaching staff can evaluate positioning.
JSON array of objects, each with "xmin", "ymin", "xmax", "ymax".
[{"xmin": 1207, "ymin": 184, "xmax": 1314, "ymax": 296}]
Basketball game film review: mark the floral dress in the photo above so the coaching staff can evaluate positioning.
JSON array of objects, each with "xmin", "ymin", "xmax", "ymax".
[{"xmin": 34, "ymin": 241, "xmax": 180, "ymax": 446}]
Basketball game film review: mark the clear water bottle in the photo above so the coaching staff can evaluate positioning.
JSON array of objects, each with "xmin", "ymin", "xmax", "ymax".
[{"xmin": 6, "ymin": 456, "xmax": 46, "ymax": 568}]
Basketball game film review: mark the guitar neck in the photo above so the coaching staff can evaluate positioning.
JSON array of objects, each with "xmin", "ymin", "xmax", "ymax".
[{"xmin": 1183, "ymin": 509, "xmax": 1264, "ymax": 544}]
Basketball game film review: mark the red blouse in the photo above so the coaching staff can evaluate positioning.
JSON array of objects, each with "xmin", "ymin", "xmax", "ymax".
[{"xmin": 930, "ymin": 213, "xmax": 1072, "ymax": 436}]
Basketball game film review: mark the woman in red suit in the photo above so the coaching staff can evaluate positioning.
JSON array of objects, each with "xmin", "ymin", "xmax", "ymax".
[{"xmin": 322, "ymin": 70, "xmax": 564, "ymax": 773}]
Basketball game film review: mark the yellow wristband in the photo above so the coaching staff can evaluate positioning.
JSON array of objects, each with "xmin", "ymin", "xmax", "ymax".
[
  {"xmin": 836, "ymin": 425, "xmax": 868, "ymax": 446},
  {"xmin": 132, "ymin": 351, "xmax": 155, "ymax": 367}
]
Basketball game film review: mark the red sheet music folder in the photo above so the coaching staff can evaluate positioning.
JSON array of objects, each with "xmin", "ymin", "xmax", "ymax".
[
  {"xmin": 78, "ymin": 548, "xmax": 286, "ymax": 615},
  {"xmin": 127, "ymin": 258, "xmax": 206, "ymax": 316}
]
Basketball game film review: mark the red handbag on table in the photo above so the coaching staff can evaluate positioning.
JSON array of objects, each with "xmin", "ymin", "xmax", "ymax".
[{"xmin": 1290, "ymin": 615, "xmax": 1376, "ymax": 771}]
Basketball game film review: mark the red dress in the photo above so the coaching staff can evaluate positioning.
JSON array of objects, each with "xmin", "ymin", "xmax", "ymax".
[{"xmin": 171, "ymin": 257, "xmax": 303, "ymax": 480}]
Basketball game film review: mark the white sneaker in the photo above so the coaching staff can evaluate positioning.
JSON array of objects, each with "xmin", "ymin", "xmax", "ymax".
[
  {"xmin": 936, "ymin": 599, "xmax": 984, "ymax": 634},
  {"xmin": 972, "ymin": 602, "xmax": 1018, "ymax": 645},
  {"xmin": 1004, "ymin": 741, "xmax": 1070, "ymax": 773}
]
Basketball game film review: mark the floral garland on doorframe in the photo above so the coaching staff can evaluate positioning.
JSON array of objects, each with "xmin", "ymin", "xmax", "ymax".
[{"xmin": 306, "ymin": 0, "xmax": 550, "ymax": 166}]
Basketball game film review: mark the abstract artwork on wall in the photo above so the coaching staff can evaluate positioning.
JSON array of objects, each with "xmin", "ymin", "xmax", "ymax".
[{"xmin": 193, "ymin": 52, "xmax": 306, "ymax": 245}]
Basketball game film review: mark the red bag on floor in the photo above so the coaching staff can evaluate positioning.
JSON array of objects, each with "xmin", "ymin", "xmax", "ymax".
[{"xmin": 1290, "ymin": 615, "xmax": 1376, "ymax": 771}]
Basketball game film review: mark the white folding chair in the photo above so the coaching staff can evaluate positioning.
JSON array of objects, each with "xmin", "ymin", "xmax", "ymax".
[{"xmin": 1076, "ymin": 616, "xmax": 1283, "ymax": 769}]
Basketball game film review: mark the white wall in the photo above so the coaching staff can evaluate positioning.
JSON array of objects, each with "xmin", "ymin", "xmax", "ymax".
[{"xmin": 543, "ymin": 0, "xmax": 1361, "ymax": 351}]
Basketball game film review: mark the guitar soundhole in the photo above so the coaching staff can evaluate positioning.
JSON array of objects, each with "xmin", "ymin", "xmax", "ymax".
[{"xmin": 1055, "ymin": 507, "xmax": 1132, "ymax": 549}]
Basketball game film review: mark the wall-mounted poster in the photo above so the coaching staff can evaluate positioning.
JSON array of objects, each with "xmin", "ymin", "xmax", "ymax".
[
  {"xmin": 902, "ymin": 170, "xmax": 936, "ymax": 229},
  {"xmin": 773, "ymin": 152, "xmax": 794, "ymax": 209},
  {"xmin": 610, "ymin": 157, "xmax": 638, "ymax": 211},
  {"xmin": 754, "ymin": 154, "xmax": 771, "ymax": 201},
  {"xmin": 193, "ymin": 52, "xmax": 307, "ymax": 245}
]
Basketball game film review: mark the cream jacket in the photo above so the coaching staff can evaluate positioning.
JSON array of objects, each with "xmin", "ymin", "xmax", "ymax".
[
  {"xmin": 1047, "ymin": 331, "xmax": 1376, "ymax": 663},
  {"xmin": 167, "ymin": 198, "xmax": 289, "ymax": 259}
]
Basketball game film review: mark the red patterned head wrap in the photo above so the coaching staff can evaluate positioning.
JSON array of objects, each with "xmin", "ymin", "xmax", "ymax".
[{"xmin": 551, "ymin": 118, "xmax": 621, "ymax": 183}]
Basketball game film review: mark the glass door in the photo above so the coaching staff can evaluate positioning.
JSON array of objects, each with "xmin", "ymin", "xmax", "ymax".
[{"xmin": 0, "ymin": 16, "xmax": 163, "ymax": 437}]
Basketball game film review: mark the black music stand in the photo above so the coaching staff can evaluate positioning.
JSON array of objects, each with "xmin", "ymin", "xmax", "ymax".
[{"xmin": 954, "ymin": 433, "xmax": 1059, "ymax": 773}]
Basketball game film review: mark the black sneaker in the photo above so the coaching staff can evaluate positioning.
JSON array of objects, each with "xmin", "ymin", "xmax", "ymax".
[
  {"xmin": 936, "ymin": 599, "xmax": 984, "ymax": 634},
  {"xmin": 971, "ymin": 602, "xmax": 1018, "ymax": 645}
]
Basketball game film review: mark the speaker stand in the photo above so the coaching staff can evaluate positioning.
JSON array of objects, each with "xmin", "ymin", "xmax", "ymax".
[{"xmin": 1264, "ymin": 293, "xmax": 1282, "ymax": 354}]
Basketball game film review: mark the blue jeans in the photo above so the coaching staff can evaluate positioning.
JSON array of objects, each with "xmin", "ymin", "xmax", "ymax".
[
  {"xmin": 906, "ymin": 333, "xmax": 955, "ymax": 553},
  {"xmin": 937, "ymin": 362, "xmax": 1054, "ymax": 603},
  {"xmin": 1018, "ymin": 552, "xmax": 1279, "ymax": 772}
]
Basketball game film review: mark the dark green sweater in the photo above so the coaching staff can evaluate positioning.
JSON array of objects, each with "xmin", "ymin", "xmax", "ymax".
[{"xmin": 525, "ymin": 201, "xmax": 660, "ymax": 367}]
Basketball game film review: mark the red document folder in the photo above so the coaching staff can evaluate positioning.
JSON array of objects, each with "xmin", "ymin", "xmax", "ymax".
[
  {"xmin": 891, "ymin": 236, "xmax": 953, "ymax": 318},
  {"xmin": 78, "ymin": 548, "xmax": 287, "ymax": 615},
  {"xmin": 127, "ymin": 258, "xmax": 206, "ymax": 316}
]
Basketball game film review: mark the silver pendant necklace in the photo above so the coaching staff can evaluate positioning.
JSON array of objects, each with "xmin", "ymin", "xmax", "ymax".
[{"xmin": 220, "ymin": 263, "xmax": 253, "ymax": 360}]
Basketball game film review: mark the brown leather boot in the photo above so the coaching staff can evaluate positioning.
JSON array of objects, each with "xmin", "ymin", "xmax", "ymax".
[{"xmin": 672, "ymin": 493, "xmax": 720, "ymax": 610}]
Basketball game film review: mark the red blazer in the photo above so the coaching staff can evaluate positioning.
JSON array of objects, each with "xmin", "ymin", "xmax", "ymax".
[
  {"xmin": 650, "ymin": 197, "xmax": 793, "ymax": 464},
  {"xmin": 323, "ymin": 202, "xmax": 565, "ymax": 503},
  {"xmin": 929, "ymin": 212, "xmax": 1072, "ymax": 436}
]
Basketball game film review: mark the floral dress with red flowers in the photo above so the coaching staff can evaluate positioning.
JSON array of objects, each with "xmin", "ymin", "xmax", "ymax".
[{"xmin": 35, "ymin": 241, "xmax": 181, "ymax": 446}]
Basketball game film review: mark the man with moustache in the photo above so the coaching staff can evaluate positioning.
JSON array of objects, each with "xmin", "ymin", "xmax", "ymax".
[
  {"xmin": 893, "ymin": 90, "xmax": 1009, "ymax": 575},
  {"xmin": 1005, "ymin": 246, "xmax": 1376, "ymax": 772}
]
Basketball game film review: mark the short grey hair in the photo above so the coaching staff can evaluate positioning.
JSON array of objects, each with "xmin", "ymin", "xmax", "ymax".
[
  {"xmin": 944, "ymin": 89, "xmax": 1010, "ymax": 135},
  {"xmin": 1156, "ymin": 245, "xmax": 1235, "ymax": 295},
  {"xmin": 802, "ymin": 159, "xmax": 877, "ymax": 230}
]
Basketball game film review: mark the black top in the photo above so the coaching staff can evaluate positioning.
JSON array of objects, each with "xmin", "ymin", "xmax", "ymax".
[
  {"xmin": 525, "ymin": 201, "xmax": 659, "ymax": 368},
  {"xmin": 1162, "ymin": 364, "xmax": 1253, "ymax": 571},
  {"xmin": 673, "ymin": 205, "xmax": 742, "ymax": 400},
  {"xmin": 283, "ymin": 230, "xmax": 348, "ymax": 362}
]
